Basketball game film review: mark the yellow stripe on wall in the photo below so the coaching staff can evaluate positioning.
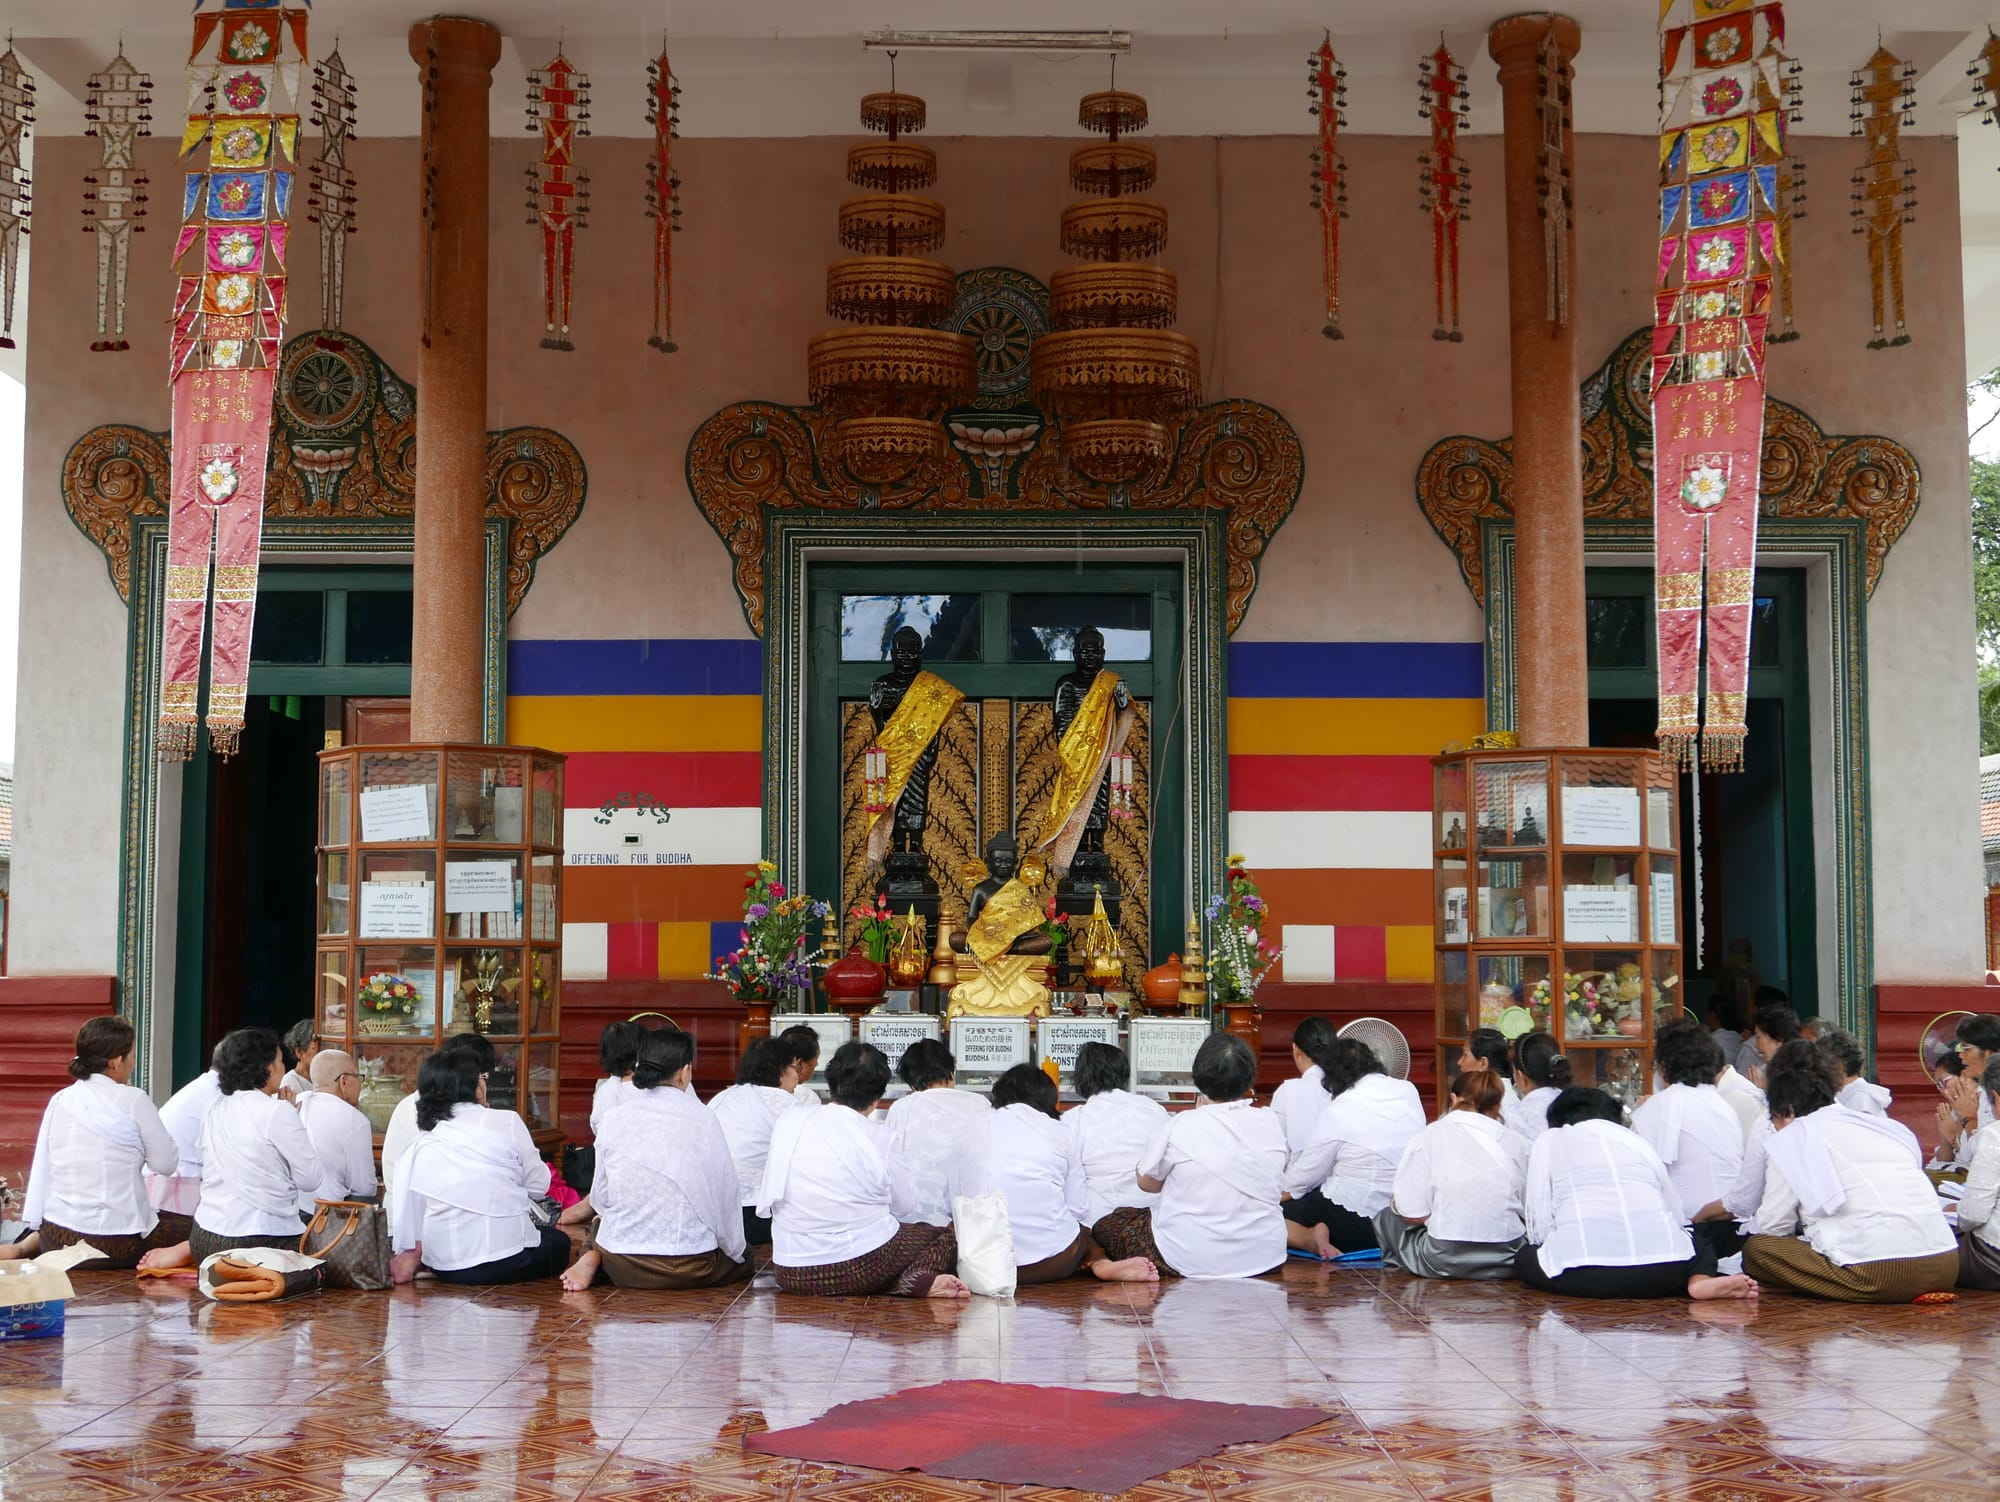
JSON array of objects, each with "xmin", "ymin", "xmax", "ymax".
[
  {"xmin": 1226, "ymin": 698, "xmax": 1486, "ymax": 757},
  {"xmin": 506, "ymin": 695, "xmax": 763, "ymax": 753},
  {"xmin": 1384, "ymin": 925, "xmax": 1435, "ymax": 984},
  {"xmin": 658, "ymin": 921, "xmax": 715, "ymax": 979}
]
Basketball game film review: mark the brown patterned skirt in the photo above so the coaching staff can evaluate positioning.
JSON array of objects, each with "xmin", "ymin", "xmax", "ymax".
[
  {"xmin": 773, "ymin": 1222, "xmax": 958, "ymax": 1298},
  {"xmin": 1743, "ymin": 1234, "xmax": 1960, "ymax": 1303},
  {"xmin": 39, "ymin": 1214, "xmax": 192, "ymax": 1270},
  {"xmin": 1090, "ymin": 1208, "xmax": 1182, "ymax": 1279}
]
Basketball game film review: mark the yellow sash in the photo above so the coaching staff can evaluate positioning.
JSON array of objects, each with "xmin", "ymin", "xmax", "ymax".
[
  {"xmin": 866, "ymin": 670, "xmax": 964, "ymax": 863},
  {"xmin": 1036, "ymin": 669, "xmax": 1133, "ymax": 875},
  {"xmin": 967, "ymin": 872, "xmax": 1048, "ymax": 966}
]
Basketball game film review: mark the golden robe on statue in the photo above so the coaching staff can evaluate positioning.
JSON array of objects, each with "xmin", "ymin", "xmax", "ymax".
[
  {"xmin": 1038, "ymin": 669, "xmax": 1136, "ymax": 877},
  {"xmin": 864, "ymin": 668, "xmax": 964, "ymax": 871}
]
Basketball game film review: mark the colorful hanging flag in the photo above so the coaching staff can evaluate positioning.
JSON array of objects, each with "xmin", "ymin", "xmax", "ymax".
[
  {"xmin": 1307, "ymin": 34, "xmax": 1347, "ymax": 340},
  {"xmin": 645, "ymin": 44, "xmax": 680, "ymax": 353},
  {"xmin": 0, "ymin": 44, "xmax": 32, "ymax": 351},
  {"xmin": 1850, "ymin": 47, "xmax": 1917, "ymax": 349},
  {"xmin": 1418, "ymin": 42, "xmax": 1470, "ymax": 342},
  {"xmin": 1653, "ymin": 0, "xmax": 1788, "ymax": 772},
  {"xmin": 161, "ymin": 0, "xmax": 307, "ymax": 761},
  {"xmin": 526, "ymin": 51, "xmax": 591, "ymax": 351}
]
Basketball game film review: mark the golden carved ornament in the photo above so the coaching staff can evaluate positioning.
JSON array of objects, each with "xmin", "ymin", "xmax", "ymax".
[
  {"xmin": 1059, "ymin": 198, "xmax": 1169, "ymax": 262},
  {"xmin": 833, "ymin": 416, "xmax": 947, "ymax": 484},
  {"xmin": 826, "ymin": 257, "xmax": 958, "ymax": 325},
  {"xmin": 806, "ymin": 326, "xmax": 977, "ymax": 411},
  {"xmin": 837, "ymin": 193, "xmax": 947, "ymax": 256},
  {"xmin": 860, "ymin": 90, "xmax": 927, "ymax": 135},
  {"xmin": 1062, "ymin": 418, "xmax": 1170, "ymax": 485},
  {"xmin": 1029, "ymin": 328, "xmax": 1201, "ymax": 419},
  {"xmin": 1415, "ymin": 326, "xmax": 1921, "ymax": 599},
  {"xmin": 1048, "ymin": 264, "xmax": 1178, "ymax": 330},
  {"xmin": 687, "ymin": 393, "xmax": 1300, "ymax": 637},
  {"xmin": 846, "ymin": 140, "xmax": 938, "ymax": 192},
  {"xmin": 1079, "ymin": 89, "xmax": 1148, "ymax": 134},
  {"xmin": 1070, "ymin": 141, "xmax": 1158, "ymax": 196}
]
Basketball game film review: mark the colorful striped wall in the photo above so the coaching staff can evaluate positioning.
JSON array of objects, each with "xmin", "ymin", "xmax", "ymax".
[{"xmin": 511, "ymin": 638, "xmax": 1484, "ymax": 985}]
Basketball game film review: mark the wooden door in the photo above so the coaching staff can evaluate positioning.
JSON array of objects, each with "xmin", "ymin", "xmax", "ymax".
[{"xmin": 343, "ymin": 696, "xmax": 411, "ymax": 746}]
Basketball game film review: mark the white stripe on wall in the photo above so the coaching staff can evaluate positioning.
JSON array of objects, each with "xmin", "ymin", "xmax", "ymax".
[
  {"xmin": 1227, "ymin": 810, "xmax": 1432, "ymax": 870},
  {"xmin": 561, "ymin": 806, "xmax": 762, "ymax": 865}
]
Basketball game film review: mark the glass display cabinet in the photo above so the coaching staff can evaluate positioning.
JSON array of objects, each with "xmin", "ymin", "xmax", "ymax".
[
  {"xmin": 1433, "ymin": 747, "xmax": 1681, "ymax": 1115},
  {"xmin": 317, "ymin": 744, "xmax": 566, "ymax": 1149}
]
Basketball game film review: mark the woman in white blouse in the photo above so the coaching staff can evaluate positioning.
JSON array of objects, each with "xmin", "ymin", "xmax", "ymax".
[
  {"xmin": 146, "ymin": 1046, "xmax": 223, "ymax": 1218},
  {"xmin": 136, "ymin": 1028, "xmax": 323, "ymax": 1271},
  {"xmin": 6, "ymin": 1017, "xmax": 183, "ymax": 1269},
  {"xmin": 1269, "ymin": 1017, "xmax": 1336, "ymax": 1155},
  {"xmin": 1815, "ymin": 1026, "xmax": 1893, "ymax": 1117},
  {"xmin": 709, "ymin": 1036, "xmax": 816, "ymax": 1247},
  {"xmin": 1954, "ymin": 1055, "xmax": 2000, "ymax": 1289},
  {"xmin": 1282, "ymin": 1037, "xmax": 1426, "ymax": 1258},
  {"xmin": 1742, "ymin": 1066, "xmax": 1959, "ymax": 1302},
  {"xmin": 1505, "ymin": 1032, "xmax": 1571, "ymax": 1141},
  {"xmin": 587, "ymin": 1020, "xmax": 645, "ymax": 1137},
  {"xmin": 1374, "ymin": 1069, "xmax": 1527, "ymax": 1280},
  {"xmin": 1093, "ymin": 1033, "xmax": 1289, "ymax": 1280},
  {"xmin": 1631, "ymin": 1020, "xmax": 1745, "ymax": 1258},
  {"xmin": 1063, "ymin": 1041, "xmax": 1168, "ymax": 1228},
  {"xmin": 758, "ymin": 1041, "xmax": 967, "ymax": 1299},
  {"xmin": 1712, "ymin": 1039, "xmax": 1842, "ymax": 1238},
  {"xmin": 983, "ymin": 1065, "xmax": 1157, "ymax": 1284},
  {"xmin": 1518, "ymin": 1087, "xmax": 1756, "ymax": 1301},
  {"xmin": 390, "ymin": 1049, "xmax": 567, "ymax": 1285},
  {"xmin": 561, "ymin": 1028, "xmax": 750, "ymax": 1292},
  {"xmin": 881, "ymin": 1039, "xmax": 991, "ymax": 1226}
]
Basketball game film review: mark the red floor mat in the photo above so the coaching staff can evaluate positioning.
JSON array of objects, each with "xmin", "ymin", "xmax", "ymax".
[{"xmin": 743, "ymin": 1379, "xmax": 1322, "ymax": 1492}]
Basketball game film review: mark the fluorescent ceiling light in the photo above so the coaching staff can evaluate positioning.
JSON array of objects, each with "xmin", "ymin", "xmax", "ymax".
[{"xmin": 862, "ymin": 30, "xmax": 1131, "ymax": 53}]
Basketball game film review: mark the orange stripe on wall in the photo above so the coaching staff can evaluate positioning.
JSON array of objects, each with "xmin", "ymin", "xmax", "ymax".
[
  {"xmin": 564, "ymin": 865, "xmax": 750, "ymax": 925},
  {"xmin": 1257, "ymin": 869, "xmax": 1435, "ymax": 930}
]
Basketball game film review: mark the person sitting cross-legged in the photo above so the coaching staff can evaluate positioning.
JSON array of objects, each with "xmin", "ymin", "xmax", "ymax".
[
  {"xmin": 1631, "ymin": 1019, "xmax": 1746, "ymax": 1261},
  {"xmin": 708, "ymin": 1036, "xmax": 816, "ymax": 1250},
  {"xmin": 881, "ymin": 1038, "xmax": 992, "ymax": 1229},
  {"xmin": 1954, "ymin": 1056, "xmax": 2000, "ymax": 1290},
  {"xmin": 1281, "ymin": 1037, "xmax": 1427, "ymax": 1258},
  {"xmin": 1373, "ymin": 1069, "xmax": 1528, "ymax": 1281},
  {"xmin": 1063, "ymin": 1041, "xmax": 1169, "ymax": 1230}
]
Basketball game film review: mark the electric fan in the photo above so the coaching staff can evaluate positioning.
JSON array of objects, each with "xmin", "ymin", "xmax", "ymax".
[
  {"xmin": 1920, "ymin": 1010, "xmax": 1975, "ymax": 1079},
  {"xmin": 1338, "ymin": 1017, "xmax": 1413, "ymax": 1080}
]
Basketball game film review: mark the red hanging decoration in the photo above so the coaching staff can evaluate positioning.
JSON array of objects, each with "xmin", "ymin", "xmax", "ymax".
[
  {"xmin": 525, "ymin": 50, "xmax": 590, "ymax": 352},
  {"xmin": 1418, "ymin": 41, "xmax": 1471, "ymax": 342},
  {"xmin": 1306, "ymin": 34, "xmax": 1347, "ymax": 340},
  {"xmin": 645, "ymin": 44, "xmax": 681, "ymax": 353}
]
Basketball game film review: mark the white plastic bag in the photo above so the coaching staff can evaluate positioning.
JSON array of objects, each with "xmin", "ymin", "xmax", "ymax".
[
  {"xmin": 952, "ymin": 1191, "xmax": 1016, "ymax": 1298},
  {"xmin": 196, "ymin": 1245, "xmax": 325, "ymax": 1302}
]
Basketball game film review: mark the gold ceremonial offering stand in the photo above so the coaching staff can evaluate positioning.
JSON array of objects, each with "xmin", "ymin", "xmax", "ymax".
[
  {"xmin": 1432, "ymin": 747, "xmax": 1681, "ymax": 1115},
  {"xmin": 316, "ymin": 745, "xmax": 566, "ymax": 1152}
]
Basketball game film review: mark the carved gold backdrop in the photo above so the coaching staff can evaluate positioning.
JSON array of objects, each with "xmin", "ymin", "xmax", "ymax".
[{"xmin": 837, "ymin": 698, "xmax": 1152, "ymax": 990}]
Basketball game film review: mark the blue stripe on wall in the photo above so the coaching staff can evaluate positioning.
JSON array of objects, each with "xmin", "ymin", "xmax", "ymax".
[
  {"xmin": 508, "ymin": 639, "xmax": 764, "ymax": 697},
  {"xmin": 1226, "ymin": 642, "xmax": 1484, "ymax": 700}
]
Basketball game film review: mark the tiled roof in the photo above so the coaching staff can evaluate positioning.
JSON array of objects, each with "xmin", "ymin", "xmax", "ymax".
[
  {"xmin": 1985, "ymin": 755, "xmax": 2000, "ymax": 855},
  {"xmin": 0, "ymin": 761, "xmax": 13, "ymax": 864}
]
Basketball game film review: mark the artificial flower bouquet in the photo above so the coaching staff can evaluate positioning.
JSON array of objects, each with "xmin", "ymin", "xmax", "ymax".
[
  {"xmin": 709, "ymin": 861, "xmax": 829, "ymax": 1003},
  {"xmin": 1205, "ymin": 854, "xmax": 1281, "ymax": 1006}
]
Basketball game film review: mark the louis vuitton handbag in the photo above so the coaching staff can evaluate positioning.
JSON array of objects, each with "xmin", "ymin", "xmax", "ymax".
[{"xmin": 299, "ymin": 1199, "xmax": 392, "ymax": 1291}]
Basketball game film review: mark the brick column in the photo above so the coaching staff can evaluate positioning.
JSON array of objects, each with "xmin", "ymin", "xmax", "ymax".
[
  {"xmin": 407, "ymin": 17, "xmax": 501, "ymax": 743},
  {"xmin": 1489, "ymin": 14, "xmax": 1587, "ymax": 748}
]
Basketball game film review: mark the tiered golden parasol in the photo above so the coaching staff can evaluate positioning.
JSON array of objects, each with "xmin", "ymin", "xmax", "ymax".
[
  {"xmin": 1030, "ymin": 88, "xmax": 1201, "ymax": 484},
  {"xmin": 806, "ymin": 80, "xmax": 975, "ymax": 485}
]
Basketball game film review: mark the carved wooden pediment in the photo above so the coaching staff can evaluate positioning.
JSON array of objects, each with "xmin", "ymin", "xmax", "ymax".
[
  {"xmin": 686, "ymin": 267, "xmax": 1304, "ymax": 637},
  {"xmin": 1415, "ymin": 326, "xmax": 1921, "ymax": 601},
  {"xmin": 61, "ymin": 329, "xmax": 587, "ymax": 616}
]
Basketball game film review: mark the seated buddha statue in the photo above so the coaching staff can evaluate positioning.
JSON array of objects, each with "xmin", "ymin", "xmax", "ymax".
[{"xmin": 946, "ymin": 833, "xmax": 1051, "ymax": 1019}]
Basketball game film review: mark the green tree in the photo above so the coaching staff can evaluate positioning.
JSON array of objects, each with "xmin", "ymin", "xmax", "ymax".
[{"xmin": 1973, "ymin": 368, "xmax": 2000, "ymax": 751}]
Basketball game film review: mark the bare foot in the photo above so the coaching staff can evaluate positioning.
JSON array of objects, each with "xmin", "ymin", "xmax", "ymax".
[
  {"xmin": 138, "ymin": 1241, "xmax": 193, "ymax": 1272},
  {"xmin": 0, "ymin": 1234, "xmax": 40, "ymax": 1261},
  {"xmin": 559, "ymin": 1249, "xmax": 601, "ymax": 1292},
  {"xmin": 1688, "ymin": 1273, "xmax": 1759, "ymax": 1301},
  {"xmin": 1090, "ymin": 1256, "xmax": 1160, "ymax": 1284},
  {"xmin": 926, "ymin": 1274, "xmax": 971, "ymax": 1300},
  {"xmin": 1312, "ymin": 1225, "xmax": 1338, "ymax": 1261},
  {"xmin": 389, "ymin": 1247, "xmax": 423, "ymax": 1286},
  {"xmin": 558, "ymin": 1196, "xmax": 594, "ymax": 1228}
]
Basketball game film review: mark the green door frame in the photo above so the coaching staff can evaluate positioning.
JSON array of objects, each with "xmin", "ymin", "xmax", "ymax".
[
  {"xmin": 1584, "ymin": 566, "xmax": 1817, "ymax": 1015},
  {"xmin": 806, "ymin": 562, "xmax": 1185, "ymax": 966}
]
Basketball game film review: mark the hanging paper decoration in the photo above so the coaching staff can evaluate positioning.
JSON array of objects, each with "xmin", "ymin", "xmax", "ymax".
[
  {"xmin": 1306, "ymin": 34, "xmax": 1348, "ymax": 340},
  {"xmin": 644, "ymin": 44, "xmax": 681, "ymax": 353},
  {"xmin": 1418, "ymin": 42, "xmax": 1471, "ymax": 342},
  {"xmin": 1536, "ymin": 29, "xmax": 1573, "ymax": 326},
  {"xmin": 1653, "ymin": 0, "xmax": 1789, "ymax": 772},
  {"xmin": 1850, "ymin": 46, "xmax": 1917, "ymax": 350},
  {"xmin": 82, "ymin": 50, "xmax": 152, "ymax": 353},
  {"xmin": 306, "ymin": 43, "xmax": 356, "ymax": 332},
  {"xmin": 1759, "ymin": 29, "xmax": 1805, "ymax": 342},
  {"xmin": 160, "ymin": 0, "xmax": 309, "ymax": 761},
  {"xmin": 525, "ymin": 51, "xmax": 591, "ymax": 351},
  {"xmin": 0, "ymin": 43, "xmax": 33, "ymax": 351}
]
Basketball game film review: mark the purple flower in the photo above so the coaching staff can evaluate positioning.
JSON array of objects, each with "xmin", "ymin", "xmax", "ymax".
[
  {"xmin": 1243, "ymin": 895, "xmax": 1264, "ymax": 912},
  {"xmin": 745, "ymin": 903, "xmax": 770, "ymax": 920}
]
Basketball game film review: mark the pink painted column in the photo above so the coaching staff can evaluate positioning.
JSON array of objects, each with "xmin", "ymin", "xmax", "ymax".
[
  {"xmin": 407, "ymin": 17, "xmax": 501, "ymax": 743},
  {"xmin": 1489, "ymin": 14, "xmax": 1588, "ymax": 749}
]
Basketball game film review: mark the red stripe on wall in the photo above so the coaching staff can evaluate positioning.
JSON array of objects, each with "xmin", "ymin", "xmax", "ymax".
[
  {"xmin": 561, "ymin": 751, "xmax": 763, "ymax": 812},
  {"xmin": 1334, "ymin": 926, "xmax": 1389, "ymax": 984},
  {"xmin": 605, "ymin": 923, "xmax": 658, "ymax": 981},
  {"xmin": 565, "ymin": 865, "xmax": 752, "ymax": 925},
  {"xmin": 1227, "ymin": 755, "xmax": 1433, "ymax": 812},
  {"xmin": 1257, "ymin": 869, "xmax": 1433, "ymax": 929}
]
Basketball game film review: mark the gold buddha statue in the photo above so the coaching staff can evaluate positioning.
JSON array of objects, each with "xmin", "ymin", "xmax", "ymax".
[{"xmin": 946, "ymin": 833, "xmax": 1052, "ymax": 1018}]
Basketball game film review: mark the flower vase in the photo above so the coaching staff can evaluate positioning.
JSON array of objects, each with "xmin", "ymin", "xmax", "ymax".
[
  {"xmin": 823, "ymin": 942, "xmax": 887, "ymax": 1020},
  {"xmin": 1221, "ymin": 992, "xmax": 1263, "ymax": 1054},
  {"xmin": 740, "ymin": 998, "xmax": 775, "ymax": 1056}
]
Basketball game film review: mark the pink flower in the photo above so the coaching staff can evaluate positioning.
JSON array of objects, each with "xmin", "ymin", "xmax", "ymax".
[{"xmin": 770, "ymin": 882, "xmax": 787, "ymax": 898}]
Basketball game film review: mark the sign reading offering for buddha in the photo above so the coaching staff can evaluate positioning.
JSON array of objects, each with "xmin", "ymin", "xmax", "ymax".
[
  {"xmin": 949, "ymin": 1018, "xmax": 1033, "ymax": 1078},
  {"xmin": 860, "ymin": 1016, "xmax": 941, "ymax": 1079},
  {"xmin": 1037, "ymin": 1017, "xmax": 1119, "ymax": 1078}
]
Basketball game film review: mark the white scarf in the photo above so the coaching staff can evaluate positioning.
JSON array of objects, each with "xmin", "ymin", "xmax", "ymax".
[
  {"xmin": 398, "ymin": 1105, "xmax": 528, "ymax": 1219},
  {"xmin": 1841, "ymin": 1078, "xmax": 1893, "ymax": 1114},
  {"xmin": 23, "ymin": 1078, "xmax": 144, "ymax": 1228},
  {"xmin": 204, "ymin": 1091, "xmax": 302, "ymax": 1220},
  {"xmin": 1175, "ymin": 1100, "xmax": 1284, "ymax": 1204},
  {"xmin": 757, "ymin": 1103, "xmax": 883, "ymax": 1219},
  {"xmin": 1766, "ymin": 1104, "xmax": 1922, "ymax": 1218},
  {"xmin": 1324, "ymin": 1073, "xmax": 1428, "ymax": 1157},
  {"xmin": 1639, "ymin": 1083, "xmax": 1742, "ymax": 1168},
  {"xmin": 1444, "ymin": 1109, "xmax": 1514, "ymax": 1173}
]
